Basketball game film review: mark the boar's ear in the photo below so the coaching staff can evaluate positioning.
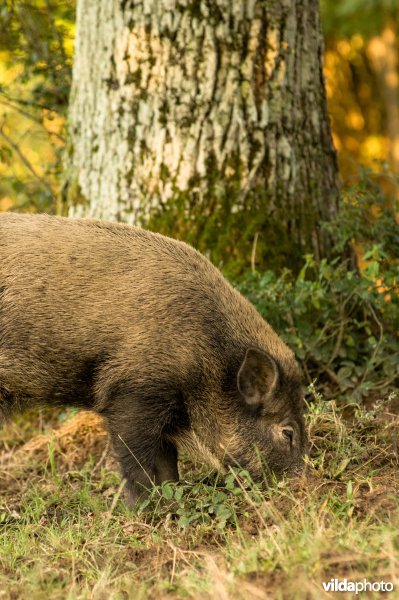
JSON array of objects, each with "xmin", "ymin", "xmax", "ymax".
[{"xmin": 237, "ymin": 348, "xmax": 279, "ymax": 408}]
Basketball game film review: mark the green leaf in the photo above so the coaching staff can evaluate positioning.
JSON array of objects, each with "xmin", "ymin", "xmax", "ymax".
[{"xmin": 161, "ymin": 483, "xmax": 174, "ymax": 500}]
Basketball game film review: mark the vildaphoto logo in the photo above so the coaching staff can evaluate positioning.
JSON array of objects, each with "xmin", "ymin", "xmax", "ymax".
[{"xmin": 322, "ymin": 579, "xmax": 394, "ymax": 594}]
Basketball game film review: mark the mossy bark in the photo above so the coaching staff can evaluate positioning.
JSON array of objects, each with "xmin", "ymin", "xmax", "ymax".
[{"xmin": 66, "ymin": 0, "xmax": 339, "ymax": 274}]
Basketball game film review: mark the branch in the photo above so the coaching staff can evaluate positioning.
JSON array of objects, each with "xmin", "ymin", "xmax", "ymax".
[
  {"xmin": 357, "ymin": 299, "xmax": 384, "ymax": 388},
  {"xmin": 0, "ymin": 96, "xmax": 65, "ymax": 143},
  {"xmin": 0, "ymin": 86, "xmax": 56, "ymax": 113},
  {"xmin": 0, "ymin": 123, "xmax": 56, "ymax": 201}
]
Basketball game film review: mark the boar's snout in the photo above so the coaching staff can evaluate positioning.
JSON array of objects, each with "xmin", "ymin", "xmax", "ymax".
[{"xmin": 263, "ymin": 421, "xmax": 308, "ymax": 478}]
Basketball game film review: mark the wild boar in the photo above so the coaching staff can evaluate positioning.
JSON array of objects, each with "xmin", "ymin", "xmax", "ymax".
[{"xmin": 0, "ymin": 213, "xmax": 307, "ymax": 506}]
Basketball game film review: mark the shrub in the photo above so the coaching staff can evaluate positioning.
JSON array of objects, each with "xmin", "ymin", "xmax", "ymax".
[{"xmin": 237, "ymin": 172, "xmax": 399, "ymax": 403}]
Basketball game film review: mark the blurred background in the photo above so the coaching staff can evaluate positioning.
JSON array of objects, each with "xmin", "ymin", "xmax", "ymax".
[{"xmin": 0, "ymin": 0, "xmax": 398, "ymax": 213}]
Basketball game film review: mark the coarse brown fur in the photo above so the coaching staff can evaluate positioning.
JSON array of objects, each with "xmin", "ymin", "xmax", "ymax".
[{"xmin": 0, "ymin": 213, "xmax": 307, "ymax": 506}]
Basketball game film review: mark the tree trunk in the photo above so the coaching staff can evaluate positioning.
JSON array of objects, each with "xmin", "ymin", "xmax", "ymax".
[{"xmin": 65, "ymin": 0, "xmax": 340, "ymax": 273}]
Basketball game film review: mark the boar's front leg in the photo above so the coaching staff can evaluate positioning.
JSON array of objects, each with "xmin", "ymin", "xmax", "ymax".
[
  {"xmin": 154, "ymin": 439, "xmax": 179, "ymax": 485},
  {"xmin": 99, "ymin": 385, "xmax": 179, "ymax": 508},
  {"xmin": 107, "ymin": 424, "xmax": 179, "ymax": 509}
]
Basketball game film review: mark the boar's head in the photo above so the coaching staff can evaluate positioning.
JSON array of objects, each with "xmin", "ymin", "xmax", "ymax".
[{"xmin": 214, "ymin": 347, "xmax": 307, "ymax": 480}]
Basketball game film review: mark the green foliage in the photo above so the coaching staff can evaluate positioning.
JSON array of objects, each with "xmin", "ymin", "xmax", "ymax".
[
  {"xmin": 0, "ymin": 0, "xmax": 74, "ymax": 110},
  {"xmin": 237, "ymin": 174, "xmax": 399, "ymax": 402},
  {"xmin": 321, "ymin": 0, "xmax": 398, "ymax": 38},
  {"xmin": 0, "ymin": 1, "xmax": 75, "ymax": 212},
  {"xmin": 326, "ymin": 168, "xmax": 399, "ymax": 262},
  {"xmin": 136, "ymin": 468, "xmax": 266, "ymax": 530}
]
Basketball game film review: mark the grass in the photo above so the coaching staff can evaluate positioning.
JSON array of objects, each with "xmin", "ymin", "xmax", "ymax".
[{"xmin": 0, "ymin": 393, "xmax": 398, "ymax": 599}]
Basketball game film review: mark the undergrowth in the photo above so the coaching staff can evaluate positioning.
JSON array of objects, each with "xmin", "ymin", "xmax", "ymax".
[{"xmin": 238, "ymin": 173, "xmax": 399, "ymax": 403}]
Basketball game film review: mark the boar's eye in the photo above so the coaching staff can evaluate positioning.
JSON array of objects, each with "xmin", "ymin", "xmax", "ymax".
[{"xmin": 282, "ymin": 427, "xmax": 294, "ymax": 444}]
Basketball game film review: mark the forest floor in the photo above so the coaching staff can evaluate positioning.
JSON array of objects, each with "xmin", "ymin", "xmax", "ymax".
[{"xmin": 0, "ymin": 394, "xmax": 398, "ymax": 599}]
